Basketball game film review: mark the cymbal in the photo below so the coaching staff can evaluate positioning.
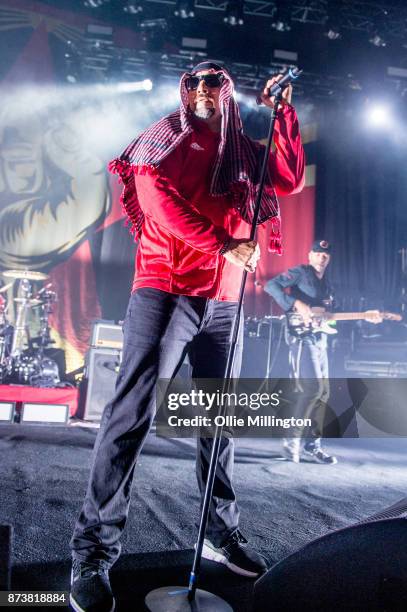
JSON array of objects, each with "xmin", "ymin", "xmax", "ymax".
[
  {"xmin": 0, "ymin": 282, "xmax": 12, "ymax": 293},
  {"xmin": 14, "ymin": 298, "xmax": 42, "ymax": 306},
  {"xmin": 3, "ymin": 269, "xmax": 49, "ymax": 281}
]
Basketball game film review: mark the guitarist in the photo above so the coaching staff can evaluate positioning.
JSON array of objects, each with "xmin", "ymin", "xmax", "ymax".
[{"xmin": 264, "ymin": 239, "xmax": 337, "ymax": 464}]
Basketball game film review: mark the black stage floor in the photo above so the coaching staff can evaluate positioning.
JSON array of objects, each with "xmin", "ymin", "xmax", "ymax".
[{"xmin": 1, "ymin": 424, "xmax": 407, "ymax": 611}]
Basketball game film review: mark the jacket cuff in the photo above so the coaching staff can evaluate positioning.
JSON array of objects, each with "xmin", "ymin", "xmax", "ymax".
[
  {"xmin": 219, "ymin": 237, "xmax": 233, "ymax": 255},
  {"xmin": 276, "ymin": 103, "xmax": 295, "ymax": 117}
]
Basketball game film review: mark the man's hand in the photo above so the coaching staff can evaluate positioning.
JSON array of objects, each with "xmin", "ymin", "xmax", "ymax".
[
  {"xmin": 222, "ymin": 239, "xmax": 260, "ymax": 273},
  {"xmin": 293, "ymin": 300, "xmax": 313, "ymax": 326},
  {"xmin": 260, "ymin": 74, "xmax": 293, "ymax": 109}
]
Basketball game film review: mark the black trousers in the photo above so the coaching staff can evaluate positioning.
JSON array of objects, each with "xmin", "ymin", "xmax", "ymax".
[
  {"xmin": 288, "ymin": 334, "xmax": 330, "ymax": 444},
  {"xmin": 70, "ymin": 288, "xmax": 243, "ymax": 567}
]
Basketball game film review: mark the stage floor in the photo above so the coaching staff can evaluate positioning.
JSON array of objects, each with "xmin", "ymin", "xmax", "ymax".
[{"xmin": 1, "ymin": 424, "xmax": 407, "ymax": 610}]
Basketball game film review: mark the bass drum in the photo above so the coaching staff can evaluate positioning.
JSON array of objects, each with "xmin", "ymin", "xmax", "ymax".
[
  {"xmin": 29, "ymin": 357, "xmax": 60, "ymax": 388},
  {"xmin": 12, "ymin": 353, "xmax": 40, "ymax": 384}
]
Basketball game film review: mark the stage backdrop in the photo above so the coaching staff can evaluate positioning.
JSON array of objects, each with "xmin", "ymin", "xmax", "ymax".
[
  {"xmin": 315, "ymin": 105, "xmax": 407, "ymax": 312},
  {"xmin": 0, "ymin": 0, "xmax": 315, "ymax": 371}
]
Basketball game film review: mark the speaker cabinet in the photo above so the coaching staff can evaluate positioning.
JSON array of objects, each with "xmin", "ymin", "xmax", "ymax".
[{"xmin": 80, "ymin": 347, "xmax": 122, "ymax": 421}]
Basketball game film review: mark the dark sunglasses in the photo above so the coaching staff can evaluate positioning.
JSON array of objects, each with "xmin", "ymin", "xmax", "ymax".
[{"xmin": 185, "ymin": 73, "xmax": 225, "ymax": 91}]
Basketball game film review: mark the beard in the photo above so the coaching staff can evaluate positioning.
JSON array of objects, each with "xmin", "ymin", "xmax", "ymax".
[{"xmin": 194, "ymin": 106, "xmax": 215, "ymax": 120}]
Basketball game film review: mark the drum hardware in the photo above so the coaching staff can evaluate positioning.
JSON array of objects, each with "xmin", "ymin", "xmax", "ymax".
[
  {"xmin": 10, "ymin": 278, "xmax": 32, "ymax": 358},
  {"xmin": 23, "ymin": 286, "xmax": 59, "ymax": 387},
  {"xmin": 2, "ymin": 269, "xmax": 49, "ymax": 281},
  {"xmin": 0, "ymin": 272, "xmax": 60, "ymax": 387},
  {"xmin": 0, "ymin": 292, "xmax": 13, "ymax": 383},
  {"xmin": 14, "ymin": 298, "xmax": 42, "ymax": 306}
]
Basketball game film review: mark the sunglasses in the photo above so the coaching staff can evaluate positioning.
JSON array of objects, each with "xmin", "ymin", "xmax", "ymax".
[{"xmin": 185, "ymin": 73, "xmax": 225, "ymax": 91}]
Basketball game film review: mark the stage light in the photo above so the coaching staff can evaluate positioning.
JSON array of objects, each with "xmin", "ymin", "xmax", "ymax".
[
  {"xmin": 123, "ymin": 1, "xmax": 143, "ymax": 14},
  {"xmin": 63, "ymin": 40, "xmax": 81, "ymax": 84},
  {"xmin": 272, "ymin": 19, "xmax": 291, "ymax": 32},
  {"xmin": 174, "ymin": 0, "xmax": 195, "ymax": 19},
  {"xmin": 223, "ymin": 0, "xmax": 244, "ymax": 26},
  {"xmin": 369, "ymin": 32, "xmax": 386, "ymax": 47},
  {"xmin": 139, "ymin": 18, "xmax": 167, "ymax": 30},
  {"xmin": 271, "ymin": 1, "xmax": 291, "ymax": 32},
  {"xmin": 324, "ymin": 5, "xmax": 341, "ymax": 40},
  {"xmin": 84, "ymin": 0, "xmax": 105, "ymax": 7},
  {"xmin": 325, "ymin": 26, "xmax": 341, "ymax": 40},
  {"xmin": 368, "ymin": 10, "xmax": 387, "ymax": 47},
  {"xmin": 366, "ymin": 104, "xmax": 393, "ymax": 128},
  {"xmin": 115, "ymin": 79, "xmax": 153, "ymax": 93}
]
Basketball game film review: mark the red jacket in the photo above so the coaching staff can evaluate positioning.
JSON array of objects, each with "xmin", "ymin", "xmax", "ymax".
[{"xmin": 132, "ymin": 104, "xmax": 305, "ymax": 301}]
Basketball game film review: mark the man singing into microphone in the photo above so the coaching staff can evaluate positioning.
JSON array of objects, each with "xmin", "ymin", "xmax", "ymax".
[{"xmin": 70, "ymin": 62, "xmax": 305, "ymax": 612}]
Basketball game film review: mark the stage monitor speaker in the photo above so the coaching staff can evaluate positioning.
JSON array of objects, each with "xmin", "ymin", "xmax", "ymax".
[
  {"xmin": 80, "ymin": 347, "xmax": 121, "ymax": 421},
  {"xmin": 253, "ymin": 519, "xmax": 407, "ymax": 612},
  {"xmin": 0, "ymin": 524, "xmax": 12, "ymax": 590},
  {"xmin": 20, "ymin": 402, "xmax": 69, "ymax": 425},
  {"xmin": 0, "ymin": 402, "xmax": 15, "ymax": 422},
  {"xmin": 360, "ymin": 497, "xmax": 407, "ymax": 522}
]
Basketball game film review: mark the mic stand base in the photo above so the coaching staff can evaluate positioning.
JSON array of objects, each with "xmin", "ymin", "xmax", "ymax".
[{"xmin": 145, "ymin": 586, "xmax": 233, "ymax": 611}]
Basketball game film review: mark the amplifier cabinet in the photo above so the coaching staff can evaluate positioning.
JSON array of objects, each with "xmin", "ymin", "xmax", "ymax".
[
  {"xmin": 80, "ymin": 347, "xmax": 122, "ymax": 421},
  {"xmin": 91, "ymin": 320, "xmax": 123, "ymax": 349},
  {"xmin": 345, "ymin": 359, "xmax": 407, "ymax": 377}
]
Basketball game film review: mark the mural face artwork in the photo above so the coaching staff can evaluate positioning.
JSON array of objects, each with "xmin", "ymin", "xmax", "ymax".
[
  {"xmin": 0, "ymin": 102, "xmax": 110, "ymax": 271},
  {"xmin": 0, "ymin": 92, "xmax": 112, "ymax": 372}
]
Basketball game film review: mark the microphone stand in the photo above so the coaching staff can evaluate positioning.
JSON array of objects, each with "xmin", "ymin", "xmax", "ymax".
[{"xmin": 145, "ymin": 90, "xmax": 283, "ymax": 612}]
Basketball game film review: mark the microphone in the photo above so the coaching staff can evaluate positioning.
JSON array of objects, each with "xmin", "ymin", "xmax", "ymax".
[{"xmin": 256, "ymin": 67, "xmax": 303, "ymax": 105}]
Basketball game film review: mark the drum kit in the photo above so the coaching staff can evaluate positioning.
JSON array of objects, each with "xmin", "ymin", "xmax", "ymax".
[{"xmin": 0, "ymin": 269, "xmax": 60, "ymax": 387}]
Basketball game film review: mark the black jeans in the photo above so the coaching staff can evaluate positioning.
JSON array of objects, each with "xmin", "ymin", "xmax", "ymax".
[
  {"xmin": 70, "ymin": 288, "xmax": 243, "ymax": 567},
  {"xmin": 288, "ymin": 334, "xmax": 330, "ymax": 444}
]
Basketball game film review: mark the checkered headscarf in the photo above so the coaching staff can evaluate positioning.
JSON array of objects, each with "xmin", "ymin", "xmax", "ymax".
[{"xmin": 109, "ymin": 66, "xmax": 282, "ymax": 252}]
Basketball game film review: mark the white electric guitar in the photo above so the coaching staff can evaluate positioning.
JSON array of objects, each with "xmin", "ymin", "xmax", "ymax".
[{"xmin": 287, "ymin": 307, "xmax": 402, "ymax": 337}]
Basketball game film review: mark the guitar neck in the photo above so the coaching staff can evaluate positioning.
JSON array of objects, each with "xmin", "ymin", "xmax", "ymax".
[
  {"xmin": 327, "ymin": 313, "xmax": 368, "ymax": 321},
  {"xmin": 318, "ymin": 311, "xmax": 400, "ymax": 322}
]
